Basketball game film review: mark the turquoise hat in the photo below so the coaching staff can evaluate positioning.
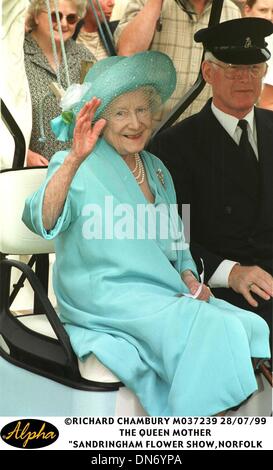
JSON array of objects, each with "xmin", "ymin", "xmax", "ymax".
[{"xmin": 51, "ymin": 51, "xmax": 177, "ymax": 141}]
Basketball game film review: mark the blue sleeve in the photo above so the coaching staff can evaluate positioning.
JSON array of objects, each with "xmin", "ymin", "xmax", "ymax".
[
  {"xmin": 166, "ymin": 168, "xmax": 199, "ymax": 279},
  {"xmin": 148, "ymin": 153, "xmax": 198, "ymax": 278},
  {"xmin": 22, "ymin": 151, "xmax": 75, "ymax": 240}
]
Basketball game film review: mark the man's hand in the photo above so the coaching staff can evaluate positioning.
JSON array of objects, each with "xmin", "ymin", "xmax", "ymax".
[{"xmin": 228, "ymin": 264, "xmax": 273, "ymax": 307}]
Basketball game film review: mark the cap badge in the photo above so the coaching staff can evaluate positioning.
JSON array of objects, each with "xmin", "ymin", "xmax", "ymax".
[{"xmin": 244, "ymin": 37, "xmax": 252, "ymax": 48}]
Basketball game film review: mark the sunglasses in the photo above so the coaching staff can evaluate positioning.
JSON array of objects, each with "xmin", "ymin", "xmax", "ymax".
[{"xmin": 43, "ymin": 11, "xmax": 79, "ymax": 25}]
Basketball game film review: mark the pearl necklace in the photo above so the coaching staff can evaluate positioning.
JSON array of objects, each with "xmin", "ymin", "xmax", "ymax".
[{"xmin": 132, "ymin": 153, "xmax": 145, "ymax": 185}]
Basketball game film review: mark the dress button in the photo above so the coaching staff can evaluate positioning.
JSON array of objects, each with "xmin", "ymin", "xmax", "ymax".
[{"xmin": 224, "ymin": 205, "xmax": 232, "ymax": 214}]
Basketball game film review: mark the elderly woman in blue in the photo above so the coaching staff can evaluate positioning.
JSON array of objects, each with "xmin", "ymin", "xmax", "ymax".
[{"xmin": 23, "ymin": 51, "xmax": 270, "ymax": 416}]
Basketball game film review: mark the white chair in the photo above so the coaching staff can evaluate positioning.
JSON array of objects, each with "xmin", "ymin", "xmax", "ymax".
[{"xmin": 0, "ymin": 167, "xmax": 146, "ymax": 416}]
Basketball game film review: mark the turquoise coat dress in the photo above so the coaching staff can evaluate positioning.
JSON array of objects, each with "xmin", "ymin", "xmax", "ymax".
[{"xmin": 23, "ymin": 137, "xmax": 270, "ymax": 416}]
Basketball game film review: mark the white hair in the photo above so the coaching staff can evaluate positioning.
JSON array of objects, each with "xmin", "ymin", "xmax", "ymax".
[{"xmin": 203, "ymin": 51, "xmax": 219, "ymax": 63}]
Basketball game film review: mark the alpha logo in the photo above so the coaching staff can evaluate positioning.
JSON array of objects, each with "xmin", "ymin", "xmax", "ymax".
[{"xmin": 0, "ymin": 419, "xmax": 59, "ymax": 449}]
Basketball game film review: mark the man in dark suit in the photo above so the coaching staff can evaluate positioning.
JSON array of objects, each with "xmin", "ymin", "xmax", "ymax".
[{"xmin": 150, "ymin": 18, "xmax": 273, "ymax": 332}]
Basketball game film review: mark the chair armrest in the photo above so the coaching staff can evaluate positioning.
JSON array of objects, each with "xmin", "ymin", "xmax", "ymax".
[{"xmin": 0, "ymin": 258, "xmax": 79, "ymax": 379}]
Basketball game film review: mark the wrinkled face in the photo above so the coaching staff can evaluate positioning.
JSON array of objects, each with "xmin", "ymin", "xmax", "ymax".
[
  {"xmin": 103, "ymin": 89, "xmax": 153, "ymax": 157},
  {"xmin": 88, "ymin": 0, "xmax": 115, "ymax": 22},
  {"xmin": 202, "ymin": 59, "xmax": 264, "ymax": 117},
  {"xmin": 244, "ymin": 0, "xmax": 273, "ymax": 22},
  {"xmin": 35, "ymin": 0, "xmax": 79, "ymax": 42},
  {"xmin": 100, "ymin": 0, "xmax": 115, "ymax": 20}
]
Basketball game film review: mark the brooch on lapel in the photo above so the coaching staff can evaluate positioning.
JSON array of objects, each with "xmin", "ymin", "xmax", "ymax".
[{"xmin": 156, "ymin": 168, "xmax": 165, "ymax": 188}]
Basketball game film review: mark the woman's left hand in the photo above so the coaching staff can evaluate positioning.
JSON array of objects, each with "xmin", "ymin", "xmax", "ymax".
[{"xmin": 181, "ymin": 270, "xmax": 212, "ymax": 302}]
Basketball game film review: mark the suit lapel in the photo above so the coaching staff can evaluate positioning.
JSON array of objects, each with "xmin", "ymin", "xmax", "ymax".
[
  {"xmin": 204, "ymin": 103, "xmax": 260, "ymax": 203},
  {"xmin": 25, "ymin": 34, "xmax": 56, "ymax": 75},
  {"xmin": 25, "ymin": 35, "xmax": 81, "ymax": 80},
  {"xmin": 201, "ymin": 102, "xmax": 241, "ymax": 179}
]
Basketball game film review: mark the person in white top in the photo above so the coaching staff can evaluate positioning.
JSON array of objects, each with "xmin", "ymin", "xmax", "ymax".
[
  {"xmin": 74, "ymin": 0, "xmax": 116, "ymax": 60},
  {"xmin": 243, "ymin": 0, "xmax": 273, "ymax": 110}
]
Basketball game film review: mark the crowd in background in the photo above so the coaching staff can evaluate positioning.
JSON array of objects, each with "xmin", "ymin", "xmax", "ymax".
[
  {"xmin": 2, "ymin": 0, "xmax": 273, "ymax": 168},
  {"xmin": 24, "ymin": 0, "xmax": 273, "ymax": 166}
]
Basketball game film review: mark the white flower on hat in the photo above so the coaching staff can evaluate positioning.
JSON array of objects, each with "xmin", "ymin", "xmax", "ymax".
[{"xmin": 60, "ymin": 83, "xmax": 92, "ymax": 112}]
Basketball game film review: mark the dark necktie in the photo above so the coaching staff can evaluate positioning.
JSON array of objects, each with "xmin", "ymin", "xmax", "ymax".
[
  {"xmin": 237, "ymin": 119, "xmax": 258, "ymax": 169},
  {"xmin": 237, "ymin": 119, "xmax": 259, "ymax": 197}
]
